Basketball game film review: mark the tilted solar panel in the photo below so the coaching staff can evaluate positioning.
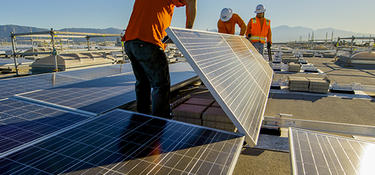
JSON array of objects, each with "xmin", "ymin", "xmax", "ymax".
[
  {"xmin": 0, "ymin": 99, "xmax": 90, "ymax": 155},
  {"xmin": 289, "ymin": 127, "xmax": 375, "ymax": 175},
  {"xmin": 0, "ymin": 109, "xmax": 244, "ymax": 175},
  {"xmin": 167, "ymin": 27, "xmax": 273, "ymax": 146}
]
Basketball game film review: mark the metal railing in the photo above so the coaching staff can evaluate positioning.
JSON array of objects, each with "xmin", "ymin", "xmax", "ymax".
[{"xmin": 10, "ymin": 28, "xmax": 123, "ymax": 75}]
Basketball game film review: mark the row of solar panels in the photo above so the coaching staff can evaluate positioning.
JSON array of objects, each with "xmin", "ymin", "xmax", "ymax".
[{"xmin": 0, "ymin": 27, "xmax": 374, "ymax": 174}]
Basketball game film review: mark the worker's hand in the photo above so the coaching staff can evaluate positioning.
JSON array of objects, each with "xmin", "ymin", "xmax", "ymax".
[
  {"xmin": 247, "ymin": 34, "xmax": 251, "ymax": 39},
  {"xmin": 267, "ymin": 42, "xmax": 271, "ymax": 49},
  {"xmin": 162, "ymin": 36, "xmax": 170, "ymax": 43}
]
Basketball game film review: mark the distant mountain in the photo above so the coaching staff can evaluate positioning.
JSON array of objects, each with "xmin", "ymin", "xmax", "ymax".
[
  {"xmin": 58, "ymin": 27, "xmax": 123, "ymax": 35},
  {"xmin": 1, "ymin": 24, "xmax": 373, "ymax": 43},
  {"xmin": 272, "ymin": 25, "xmax": 374, "ymax": 42},
  {"xmin": 0, "ymin": 25, "xmax": 47, "ymax": 40},
  {"xmin": 0, "ymin": 25, "xmax": 123, "ymax": 42}
]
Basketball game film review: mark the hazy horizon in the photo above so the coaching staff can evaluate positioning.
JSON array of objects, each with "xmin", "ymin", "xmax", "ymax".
[{"xmin": 0, "ymin": 0, "xmax": 374, "ymax": 34}]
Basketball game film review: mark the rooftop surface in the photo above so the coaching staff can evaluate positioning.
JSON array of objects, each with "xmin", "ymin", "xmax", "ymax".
[{"xmin": 273, "ymin": 57, "xmax": 375, "ymax": 86}]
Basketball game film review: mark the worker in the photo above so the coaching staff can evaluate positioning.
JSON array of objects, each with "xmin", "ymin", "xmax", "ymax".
[
  {"xmin": 246, "ymin": 4, "xmax": 272, "ymax": 56},
  {"xmin": 217, "ymin": 8, "xmax": 247, "ymax": 35},
  {"xmin": 122, "ymin": 0, "xmax": 197, "ymax": 118}
]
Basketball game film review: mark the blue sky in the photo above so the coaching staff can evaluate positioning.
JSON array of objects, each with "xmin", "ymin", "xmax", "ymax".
[{"xmin": 1, "ymin": 0, "xmax": 374, "ymax": 34}]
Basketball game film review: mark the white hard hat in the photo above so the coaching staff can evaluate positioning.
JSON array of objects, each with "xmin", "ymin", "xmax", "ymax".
[
  {"xmin": 220, "ymin": 8, "xmax": 233, "ymax": 22},
  {"xmin": 254, "ymin": 4, "xmax": 266, "ymax": 13}
]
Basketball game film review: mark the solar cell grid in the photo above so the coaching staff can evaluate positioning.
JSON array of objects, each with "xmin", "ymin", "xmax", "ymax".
[
  {"xmin": 167, "ymin": 27, "xmax": 273, "ymax": 146},
  {"xmin": 0, "ymin": 109, "xmax": 244, "ymax": 175},
  {"xmin": 289, "ymin": 127, "xmax": 375, "ymax": 175},
  {"xmin": 0, "ymin": 99, "xmax": 90, "ymax": 154}
]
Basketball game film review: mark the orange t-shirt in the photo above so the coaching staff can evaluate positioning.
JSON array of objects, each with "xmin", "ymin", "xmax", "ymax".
[
  {"xmin": 217, "ymin": 13, "xmax": 247, "ymax": 35},
  {"xmin": 122, "ymin": 0, "xmax": 186, "ymax": 50}
]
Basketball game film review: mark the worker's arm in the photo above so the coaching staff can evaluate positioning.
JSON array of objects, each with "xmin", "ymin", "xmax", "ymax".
[
  {"xmin": 245, "ymin": 20, "xmax": 252, "ymax": 39},
  {"xmin": 185, "ymin": 0, "xmax": 197, "ymax": 29},
  {"xmin": 235, "ymin": 15, "xmax": 247, "ymax": 36},
  {"xmin": 217, "ymin": 20, "xmax": 223, "ymax": 33}
]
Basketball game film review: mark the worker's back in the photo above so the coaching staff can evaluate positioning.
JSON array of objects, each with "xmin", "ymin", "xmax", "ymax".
[
  {"xmin": 123, "ymin": 0, "xmax": 185, "ymax": 49},
  {"xmin": 217, "ymin": 13, "xmax": 246, "ymax": 35}
]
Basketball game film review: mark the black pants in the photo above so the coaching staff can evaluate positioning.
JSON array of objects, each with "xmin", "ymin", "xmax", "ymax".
[{"xmin": 124, "ymin": 40, "xmax": 171, "ymax": 118}]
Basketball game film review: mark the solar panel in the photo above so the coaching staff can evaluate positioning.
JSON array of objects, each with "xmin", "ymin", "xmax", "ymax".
[
  {"xmin": 0, "ymin": 99, "xmax": 90, "ymax": 154},
  {"xmin": 0, "ymin": 64, "xmax": 135, "ymax": 100},
  {"xmin": 0, "ymin": 73, "xmax": 82, "ymax": 100},
  {"xmin": 18, "ymin": 63, "xmax": 197, "ymax": 114},
  {"xmin": 19, "ymin": 73, "xmax": 136, "ymax": 115},
  {"xmin": 58, "ymin": 63, "xmax": 133, "ymax": 81},
  {"xmin": 0, "ymin": 109, "xmax": 244, "ymax": 175},
  {"xmin": 289, "ymin": 127, "xmax": 375, "ymax": 175},
  {"xmin": 167, "ymin": 27, "xmax": 273, "ymax": 146}
]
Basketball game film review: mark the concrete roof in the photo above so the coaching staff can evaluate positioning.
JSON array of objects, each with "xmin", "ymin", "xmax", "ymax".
[
  {"xmin": 306, "ymin": 57, "xmax": 375, "ymax": 86},
  {"xmin": 233, "ymin": 148, "xmax": 290, "ymax": 175}
]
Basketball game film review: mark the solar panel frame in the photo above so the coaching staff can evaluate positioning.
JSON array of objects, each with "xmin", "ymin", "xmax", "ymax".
[
  {"xmin": 289, "ymin": 127, "xmax": 375, "ymax": 175},
  {"xmin": 167, "ymin": 27, "xmax": 273, "ymax": 146},
  {"xmin": 0, "ymin": 109, "xmax": 244, "ymax": 175}
]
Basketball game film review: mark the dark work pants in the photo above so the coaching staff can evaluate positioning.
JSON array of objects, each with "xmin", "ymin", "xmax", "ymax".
[
  {"xmin": 124, "ymin": 40, "xmax": 171, "ymax": 118},
  {"xmin": 252, "ymin": 42, "xmax": 264, "ymax": 56}
]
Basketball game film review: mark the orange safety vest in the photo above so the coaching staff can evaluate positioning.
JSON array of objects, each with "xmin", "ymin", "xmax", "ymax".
[{"xmin": 247, "ymin": 17, "xmax": 271, "ymax": 43}]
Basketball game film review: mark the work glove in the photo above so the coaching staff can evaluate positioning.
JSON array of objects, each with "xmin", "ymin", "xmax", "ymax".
[
  {"xmin": 162, "ymin": 36, "xmax": 170, "ymax": 43},
  {"xmin": 247, "ymin": 34, "xmax": 251, "ymax": 39},
  {"xmin": 267, "ymin": 42, "xmax": 271, "ymax": 49}
]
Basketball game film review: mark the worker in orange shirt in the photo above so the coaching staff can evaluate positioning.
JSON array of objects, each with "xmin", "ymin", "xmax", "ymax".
[
  {"xmin": 246, "ymin": 4, "xmax": 272, "ymax": 57},
  {"xmin": 122, "ymin": 0, "xmax": 197, "ymax": 118},
  {"xmin": 217, "ymin": 8, "xmax": 246, "ymax": 35}
]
